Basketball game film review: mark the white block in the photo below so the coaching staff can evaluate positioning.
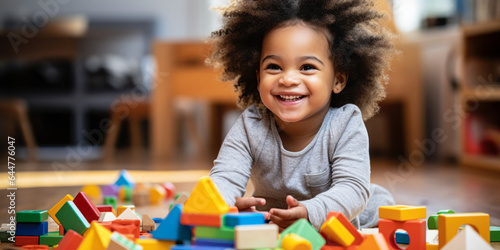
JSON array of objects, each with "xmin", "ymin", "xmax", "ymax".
[
  {"xmin": 117, "ymin": 208, "xmax": 141, "ymax": 221},
  {"xmin": 98, "ymin": 212, "xmax": 117, "ymax": 222},
  {"xmin": 441, "ymin": 225, "xmax": 493, "ymax": 250},
  {"xmin": 235, "ymin": 224, "xmax": 279, "ymax": 249}
]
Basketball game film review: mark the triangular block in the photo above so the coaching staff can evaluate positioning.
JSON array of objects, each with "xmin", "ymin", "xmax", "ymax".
[
  {"xmin": 114, "ymin": 169, "xmax": 136, "ymax": 188},
  {"xmin": 117, "ymin": 208, "xmax": 141, "ymax": 221},
  {"xmin": 142, "ymin": 214, "xmax": 156, "ymax": 232},
  {"xmin": 357, "ymin": 233, "xmax": 390, "ymax": 250},
  {"xmin": 151, "ymin": 204, "xmax": 192, "ymax": 241},
  {"xmin": 441, "ymin": 225, "xmax": 493, "ymax": 250},
  {"xmin": 183, "ymin": 176, "xmax": 229, "ymax": 215},
  {"xmin": 98, "ymin": 212, "xmax": 117, "ymax": 222},
  {"xmin": 78, "ymin": 222, "xmax": 112, "ymax": 250},
  {"xmin": 278, "ymin": 219, "xmax": 325, "ymax": 250}
]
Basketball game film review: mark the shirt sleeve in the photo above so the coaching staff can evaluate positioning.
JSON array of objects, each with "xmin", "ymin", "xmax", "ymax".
[
  {"xmin": 209, "ymin": 111, "xmax": 255, "ymax": 206},
  {"xmin": 300, "ymin": 107, "xmax": 371, "ymax": 230}
]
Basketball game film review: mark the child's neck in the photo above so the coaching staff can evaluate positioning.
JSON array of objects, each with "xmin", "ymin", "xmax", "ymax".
[{"xmin": 274, "ymin": 107, "xmax": 329, "ymax": 152}]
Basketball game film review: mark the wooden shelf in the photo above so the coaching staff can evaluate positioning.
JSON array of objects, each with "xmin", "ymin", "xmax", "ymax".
[
  {"xmin": 461, "ymin": 154, "xmax": 500, "ymax": 170},
  {"xmin": 462, "ymin": 87, "xmax": 500, "ymax": 101},
  {"xmin": 463, "ymin": 20, "xmax": 500, "ymax": 37}
]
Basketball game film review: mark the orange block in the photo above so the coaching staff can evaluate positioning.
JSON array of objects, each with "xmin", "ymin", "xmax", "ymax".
[
  {"xmin": 19, "ymin": 245, "xmax": 48, "ymax": 250},
  {"xmin": 180, "ymin": 213, "xmax": 222, "ymax": 227},
  {"xmin": 320, "ymin": 245, "xmax": 358, "ymax": 250},
  {"xmin": 326, "ymin": 212, "xmax": 364, "ymax": 246},
  {"xmin": 378, "ymin": 219, "xmax": 426, "ymax": 250},
  {"xmin": 229, "ymin": 206, "xmax": 239, "ymax": 213},
  {"xmin": 111, "ymin": 219, "xmax": 140, "ymax": 239},
  {"xmin": 357, "ymin": 233, "xmax": 390, "ymax": 250}
]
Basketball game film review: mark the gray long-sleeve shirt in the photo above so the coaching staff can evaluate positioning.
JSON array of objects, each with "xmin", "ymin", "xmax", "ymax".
[{"xmin": 209, "ymin": 104, "xmax": 370, "ymax": 230}]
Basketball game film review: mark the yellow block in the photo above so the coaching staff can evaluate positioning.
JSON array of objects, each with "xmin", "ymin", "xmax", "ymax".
[
  {"xmin": 320, "ymin": 217, "xmax": 354, "ymax": 247},
  {"xmin": 438, "ymin": 213, "xmax": 490, "ymax": 248},
  {"xmin": 136, "ymin": 238, "xmax": 175, "ymax": 250},
  {"xmin": 426, "ymin": 242, "xmax": 438, "ymax": 250},
  {"xmin": 78, "ymin": 222, "xmax": 112, "ymax": 250},
  {"xmin": 48, "ymin": 194, "xmax": 74, "ymax": 225},
  {"xmin": 150, "ymin": 185, "xmax": 166, "ymax": 205},
  {"xmin": 117, "ymin": 205, "xmax": 135, "ymax": 217},
  {"xmin": 281, "ymin": 233, "xmax": 312, "ymax": 250},
  {"xmin": 81, "ymin": 185, "xmax": 101, "ymax": 203},
  {"xmin": 183, "ymin": 176, "xmax": 229, "ymax": 215},
  {"xmin": 379, "ymin": 205, "xmax": 426, "ymax": 221}
]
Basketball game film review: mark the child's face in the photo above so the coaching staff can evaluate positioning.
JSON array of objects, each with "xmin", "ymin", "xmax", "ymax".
[{"xmin": 257, "ymin": 23, "xmax": 344, "ymax": 124}]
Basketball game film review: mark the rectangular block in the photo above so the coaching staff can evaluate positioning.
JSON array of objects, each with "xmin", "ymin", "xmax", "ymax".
[
  {"xmin": 224, "ymin": 212, "xmax": 265, "ymax": 227},
  {"xmin": 181, "ymin": 213, "xmax": 222, "ymax": 227},
  {"xmin": 194, "ymin": 238, "xmax": 235, "ymax": 248},
  {"xmin": 16, "ymin": 221, "xmax": 48, "ymax": 236},
  {"xmin": 16, "ymin": 210, "xmax": 48, "ymax": 223},
  {"xmin": 235, "ymin": 224, "xmax": 278, "ymax": 249},
  {"xmin": 56, "ymin": 229, "xmax": 84, "ymax": 250},
  {"xmin": 73, "ymin": 192, "xmax": 101, "ymax": 223},
  {"xmin": 326, "ymin": 212, "xmax": 364, "ymax": 246},
  {"xmin": 195, "ymin": 225, "xmax": 234, "ymax": 240},
  {"xmin": 379, "ymin": 205, "xmax": 426, "ymax": 221},
  {"xmin": 136, "ymin": 238, "xmax": 175, "ymax": 250},
  {"xmin": 15, "ymin": 235, "xmax": 39, "ymax": 246},
  {"xmin": 39, "ymin": 232, "xmax": 64, "ymax": 246},
  {"xmin": 55, "ymin": 201, "xmax": 90, "ymax": 235},
  {"xmin": 491, "ymin": 226, "xmax": 500, "ymax": 242},
  {"xmin": 48, "ymin": 194, "xmax": 74, "ymax": 225},
  {"xmin": 96, "ymin": 205, "xmax": 113, "ymax": 213}
]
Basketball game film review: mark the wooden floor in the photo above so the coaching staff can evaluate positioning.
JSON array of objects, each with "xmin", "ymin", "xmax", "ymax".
[{"xmin": 1, "ymin": 151, "xmax": 500, "ymax": 247}]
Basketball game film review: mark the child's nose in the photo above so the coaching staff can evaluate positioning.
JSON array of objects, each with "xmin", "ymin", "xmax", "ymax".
[{"xmin": 278, "ymin": 71, "xmax": 300, "ymax": 86}]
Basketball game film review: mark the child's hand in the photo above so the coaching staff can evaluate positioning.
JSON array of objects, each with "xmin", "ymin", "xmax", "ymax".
[
  {"xmin": 234, "ymin": 197, "xmax": 269, "ymax": 219},
  {"xmin": 269, "ymin": 195, "xmax": 308, "ymax": 232}
]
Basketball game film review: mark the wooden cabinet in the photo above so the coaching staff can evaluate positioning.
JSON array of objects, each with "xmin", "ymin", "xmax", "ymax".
[{"xmin": 459, "ymin": 21, "xmax": 500, "ymax": 170}]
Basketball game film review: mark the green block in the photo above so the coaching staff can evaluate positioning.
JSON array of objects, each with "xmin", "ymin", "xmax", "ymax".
[
  {"xmin": 55, "ymin": 201, "xmax": 90, "ymax": 235},
  {"xmin": 491, "ymin": 226, "xmax": 500, "ymax": 242},
  {"xmin": 104, "ymin": 196, "xmax": 117, "ymax": 210},
  {"xmin": 0, "ymin": 231, "xmax": 15, "ymax": 243},
  {"xmin": 277, "ymin": 219, "xmax": 325, "ymax": 250},
  {"xmin": 436, "ymin": 210, "xmax": 455, "ymax": 215},
  {"xmin": 196, "ymin": 225, "xmax": 235, "ymax": 240},
  {"xmin": 16, "ymin": 210, "xmax": 48, "ymax": 223},
  {"xmin": 428, "ymin": 215, "xmax": 438, "ymax": 229},
  {"xmin": 39, "ymin": 232, "xmax": 64, "ymax": 246}
]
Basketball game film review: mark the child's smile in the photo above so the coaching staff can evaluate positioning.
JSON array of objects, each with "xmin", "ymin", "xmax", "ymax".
[{"xmin": 257, "ymin": 22, "xmax": 344, "ymax": 127}]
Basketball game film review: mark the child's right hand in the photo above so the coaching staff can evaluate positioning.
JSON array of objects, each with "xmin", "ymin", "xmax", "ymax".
[{"xmin": 234, "ymin": 197, "xmax": 270, "ymax": 219}]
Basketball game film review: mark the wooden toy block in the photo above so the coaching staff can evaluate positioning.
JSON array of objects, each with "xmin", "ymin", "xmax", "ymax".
[
  {"xmin": 132, "ymin": 189, "xmax": 150, "ymax": 207},
  {"xmin": 97, "ymin": 221, "xmax": 113, "ymax": 231},
  {"xmin": 117, "ymin": 205, "xmax": 135, "ymax": 217},
  {"xmin": 55, "ymin": 229, "xmax": 84, "ymax": 250},
  {"xmin": 437, "ymin": 210, "xmax": 455, "ymax": 215},
  {"xmin": 278, "ymin": 219, "xmax": 325, "ymax": 250},
  {"xmin": 357, "ymin": 233, "xmax": 390, "ymax": 250},
  {"xmin": 107, "ymin": 231, "xmax": 142, "ymax": 250},
  {"xmin": 490, "ymin": 226, "xmax": 500, "ymax": 242},
  {"xmin": 74, "ymin": 192, "xmax": 101, "ymax": 223},
  {"xmin": 39, "ymin": 232, "xmax": 63, "ymax": 246},
  {"xmin": 183, "ymin": 176, "xmax": 229, "ymax": 215},
  {"xmin": 136, "ymin": 238, "xmax": 175, "ymax": 250},
  {"xmin": 97, "ymin": 205, "xmax": 114, "ymax": 213},
  {"xmin": 320, "ymin": 216, "xmax": 355, "ymax": 247},
  {"xmin": 282, "ymin": 233, "xmax": 313, "ymax": 250},
  {"xmin": 379, "ymin": 205, "xmax": 427, "ymax": 221},
  {"xmin": 55, "ymin": 200, "xmax": 90, "ymax": 235},
  {"xmin": 162, "ymin": 181, "xmax": 176, "ymax": 200},
  {"xmin": 99, "ymin": 212, "xmax": 117, "ymax": 222},
  {"xmin": 114, "ymin": 169, "xmax": 136, "ymax": 188},
  {"xmin": 151, "ymin": 204, "xmax": 192, "ymax": 241},
  {"xmin": 59, "ymin": 224, "xmax": 64, "ymax": 235},
  {"xmin": 395, "ymin": 231, "xmax": 410, "ymax": 244},
  {"xmin": 438, "ymin": 212, "xmax": 490, "ymax": 248},
  {"xmin": 15, "ymin": 236, "xmax": 39, "ymax": 246},
  {"xmin": 48, "ymin": 194, "xmax": 74, "ymax": 225},
  {"xmin": 117, "ymin": 208, "xmax": 141, "ymax": 221},
  {"xmin": 171, "ymin": 192, "xmax": 190, "ymax": 211},
  {"xmin": 326, "ymin": 212, "xmax": 364, "ymax": 245},
  {"xmin": 235, "ymin": 223, "xmax": 279, "ymax": 249},
  {"xmin": 119, "ymin": 186, "xmax": 133, "ymax": 202},
  {"xmin": 378, "ymin": 219, "xmax": 426, "ymax": 250},
  {"xmin": 441, "ymin": 225, "xmax": 493, "ymax": 250},
  {"xmin": 428, "ymin": 215, "xmax": 438, "ymax": 230},
  {"xmin": 81, "ymin": 185, "xmax": 102, "ymax": 204},
  {"xmin": 19, "ymin": 245, "xmax": 49, "ymax": 250},
  {"xmin": 77, "ymin": 222, "xmax": 112, "ymax": 250},
  {"xmin": 16, "ymin": 221, "xmax": 48, "ymax": 236},
  {"xmin": 150, "ymin": 185, "xmax": 166, "ymax": 205},
  {"xmin": 104, "ymin": 196, "xmax": 118, "ymax": 210},
  {"xmin": 142, "ymin": 214, "xmax": 156, "ymax": 232},
  {"xmin": 101, "ymin": 184, "xmax": 119, "ymax": 197},
  {"xmin": 181, "ymin": 213, "xmax": 222, "ymax": 227},
  {"xmin": 228, "ymin": 206, "xmax": 239, "ymax": 213},
  {"xmin": 224, "ymin": 212, "xmax": 265, "ymax": 227},
  {"xmin": 111, "ymin": 219, "xmax": 140, "ymax": 239},
  {"xmin": 426, "ymin": 242, "xmax": 438, "ymax": 250},
  {"xmin": 195, "ymin": 225, "xmax": 235, "ymax": 240},
  {"xmin": 140, "ymin": 232, "xmax": 153, "ymax": 239},
  {"xmin": 194, "ymin": 237, "xmax": 235, "ymax": 248},
  {"xmin": 17, "ymin": 210, "xmax": 49, "ymax": 223}
]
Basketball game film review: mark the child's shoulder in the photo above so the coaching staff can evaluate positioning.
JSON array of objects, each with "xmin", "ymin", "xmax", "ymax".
[{"xmin": 328, "ymin": 103, "xmax": 363, "ymax": 122}]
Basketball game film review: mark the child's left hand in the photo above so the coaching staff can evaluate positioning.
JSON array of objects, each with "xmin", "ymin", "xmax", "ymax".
[{"xmin": 268, "ymin": 195, "xmax": 308, "ymax": 231}]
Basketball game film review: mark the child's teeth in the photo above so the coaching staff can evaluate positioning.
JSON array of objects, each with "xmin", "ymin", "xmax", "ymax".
[{"xmin": 280, "ymin": 95, "xmax": 301, "ymax": 101}]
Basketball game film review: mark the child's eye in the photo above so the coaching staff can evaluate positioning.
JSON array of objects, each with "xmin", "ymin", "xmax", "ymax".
[
  {"xmin": 265, "ymin": 64, "xmax": 281, "ymax": 71},
  {"xmin": 300, "ymin": 64, "xmax": 317, "ymax": 71}
]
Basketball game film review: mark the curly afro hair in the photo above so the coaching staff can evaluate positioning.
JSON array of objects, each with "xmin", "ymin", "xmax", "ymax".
[{"xmin": 208, "ymin": 0, "xmax": 396, "ymax": 120}]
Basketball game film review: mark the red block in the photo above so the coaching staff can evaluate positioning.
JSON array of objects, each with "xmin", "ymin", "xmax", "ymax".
[
  {"xmin": 180, "ymin": 213, "xmax": 222, "ymax": 227},
  {"xmin": 15, "ymin": 236, "xmax": 39, "ymax": 246},
  {"xmin": 326, "ymin": 211, "xmax": 364, "ymax": 246},
  {"xmin": 378, "ymin": 219, "xmax": 426, "ymax": 250},
  {"xmin": 161, "ymin": 182, "xmax": 176, "ymax": 200},
  {"xmin": 59, "ymin": 224, "xmax": 64, "ymax": 235},
  {"xmin": 56, "ymin": 229, "xmax": 84, "ymax": 250},
  {"xmin": 20, "ymin": 245, "xmax": 49, "ymax": 250},
  {"xmin": 111, "ymin": 219, "xmax": 140, "ymax": 239},
  {"xmin": 140, "ymin": 232, "xmax": 153, "ymax": 239},
  {"xmin": 73, "ymin": 192, "xmax": 101, "ymax": 223},
  {"xmin": 97, "ymin": 221, "xmax": 113, "ymax": 231},
  {"xmin": 96, "ymin": 205, "xmax": 113, "ymax": 213}
]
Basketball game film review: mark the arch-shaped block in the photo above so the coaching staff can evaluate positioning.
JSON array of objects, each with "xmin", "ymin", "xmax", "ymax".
[
  {"xmin": 378, "ymin": 219, "xmax": 426, "ymax": 250},
  {"xmin": 438, "ymin": 213, "xmax": 490, "ymax": 248}
]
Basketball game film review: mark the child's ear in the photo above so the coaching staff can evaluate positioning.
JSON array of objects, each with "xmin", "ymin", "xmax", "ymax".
[{"xmin": 333, "ymin": 72, "xmax": 348, "ymax": 94}]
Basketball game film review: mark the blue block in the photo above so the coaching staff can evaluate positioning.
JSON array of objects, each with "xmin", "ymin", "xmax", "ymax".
[
  {"xmin": 395, "ymin": 231, "xmax": 410, "ymax": 244},
  {"xmin": 16, "ymin": 221, "xmax": 48, "ymax": 236},
  {"xmin": 195, "ymin": 238, "xmax": 234, "ymax": 248},
  {"xmin": 114, "ymin": 169, "xmax": 136, "ymax": 188},
  {"xmin": 171, "ymin": 245, "xmax": 233, "ymax": 250},
  {"xmin": 151, "ymin": 204, "xmax": 192, "ymax": 241},
  {"xmin": 152, "ymin": 218, "xmax": 164, "ymax": 224},
  {"xmin": 224, "ymin": 212, "xmax": 265, "ymax": 227}
]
